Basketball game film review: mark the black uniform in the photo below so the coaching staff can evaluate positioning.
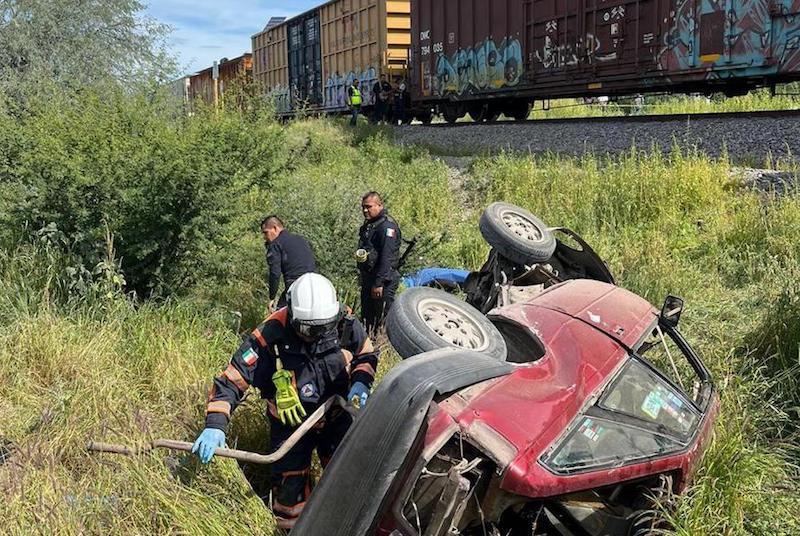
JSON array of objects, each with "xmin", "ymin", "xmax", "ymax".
[
  {"xmin": 266, "ymin": 230, "xmax": 317, "ymax": 307},
  {"xmin": 205, "ymin": 307, "xmax": 378, "ymax": 530},
  {"xmin": 371, "ymin": 80, "xmax": 392, "ymax": 123},
  {"xmin": 357, "ymin": 209, "xmax": 401, "ymax": 332}
]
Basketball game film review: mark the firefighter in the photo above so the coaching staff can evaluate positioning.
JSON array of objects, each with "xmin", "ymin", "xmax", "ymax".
[
  {"xmin": 192, "ymin": 273, "xmax": 378, "ymax": 530},
  {"xmin": 261, "ymin": 215, "xmax": 317, "ymax": 309},
  {"xmin": 356, "ymin": 191, "xmax": 401, "ymax": 333}
]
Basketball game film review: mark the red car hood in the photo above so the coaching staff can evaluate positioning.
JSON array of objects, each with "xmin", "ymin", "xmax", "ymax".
[{"xmin": 434, "ymin": 280, "xmax": 668, "ymax": 497}]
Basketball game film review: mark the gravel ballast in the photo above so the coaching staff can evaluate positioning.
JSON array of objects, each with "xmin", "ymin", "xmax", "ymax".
[{"xmin": 393, "ymin": 113, "xmax": 800, "ymax": 162}]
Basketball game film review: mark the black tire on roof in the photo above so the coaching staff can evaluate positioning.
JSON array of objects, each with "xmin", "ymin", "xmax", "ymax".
[
  {"xmin": 479, "ymin": 202, "xmax": 557, "ymax": 265},
  {"xmin": 386, "ymin": 287, "xmax": 507, "ymax": 361}
]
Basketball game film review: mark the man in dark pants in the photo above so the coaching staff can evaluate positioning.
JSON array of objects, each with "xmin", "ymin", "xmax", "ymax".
[
  {"xmin": 192, "ymin": 273, "xmax": 378, "ymax": 530},
  {"xmin": 371, "ymin": 75, "xmax": 392, "ymax": 124},
  {"xmin": 262, "ymin": 216, "xmax": 317, "ymax": 309},
  {"xmin": 357, "ymin": 192, "xmax": 401, "ymax": 333}
]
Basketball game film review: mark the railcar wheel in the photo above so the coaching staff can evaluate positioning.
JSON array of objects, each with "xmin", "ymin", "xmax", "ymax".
[
  {"xmin": 509, "ymin": 101, "xmax": 532, "ymax": 122},
  {"xmin": 386, "ymin": 287, "xmax": 507, "ymax": 360},
  {"xmin": 468, "ymin": 103, "xmax": 489, "ymax": 122},
  {"xmin": 416, "ymin": 110, "xmax": 433, "ymax": 124},
  {"xmin": 479, "ymin": 202, "xmax": 556, "ymax": 264},
  {"xmin": 442, "ymin": 104, "xmax": 463, "ymax": 124}
]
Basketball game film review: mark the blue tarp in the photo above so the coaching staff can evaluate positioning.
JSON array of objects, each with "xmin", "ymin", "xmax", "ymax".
[{"xmin": 402, "ymin": 267, "xmax": 470, "ymax": 289}]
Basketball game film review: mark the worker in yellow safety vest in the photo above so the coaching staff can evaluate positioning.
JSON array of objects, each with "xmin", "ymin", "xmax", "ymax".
[{"xmin": 347, "ymin": 79, "xmax": 362, "ymax": 126}]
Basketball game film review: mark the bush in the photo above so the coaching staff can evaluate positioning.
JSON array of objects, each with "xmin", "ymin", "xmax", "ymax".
[{"xmin": 0, "ymin": 88, "xmax": 286, "ymax": 298}]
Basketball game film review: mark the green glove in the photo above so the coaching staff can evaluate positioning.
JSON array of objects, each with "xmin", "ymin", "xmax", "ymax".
[{"xmin": 272, "ymin": 359, "xmax": 306, "ymax": 427}]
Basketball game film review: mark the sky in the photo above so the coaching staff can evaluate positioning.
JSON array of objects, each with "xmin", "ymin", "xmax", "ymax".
[{"xmin": 146, "ymin": 1, "xmax": 318, "ymax": 76}]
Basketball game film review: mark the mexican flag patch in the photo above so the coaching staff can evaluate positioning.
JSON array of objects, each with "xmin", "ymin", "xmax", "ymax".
[
  {"xmin": 243, "ymin": 348, "xmax": 258, "ymax": 366},
  {"xmin": 386, "ymin": 228, "xmax": 396, "ymax": 238}
]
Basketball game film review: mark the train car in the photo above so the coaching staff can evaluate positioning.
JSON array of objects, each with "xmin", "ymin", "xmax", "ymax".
[
  {"xmin": 252, "ymin": 0, "xmax": 412, "ymax": 115},
  {"xmin": 253, "ymin": 18, "xmax": 290, "ymax": 113},
  {"xmin": 410, "ymin": 0, "xmax": 800, "ymax": 122},
  {"xmin": 187, "ymin": 53, "xmax": 253, "ymax": 109}
]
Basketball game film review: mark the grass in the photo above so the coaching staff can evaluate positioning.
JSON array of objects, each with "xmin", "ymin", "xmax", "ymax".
[{"xmin": 1, "ymin": 113, "xmax": 799, "ymax": 534}]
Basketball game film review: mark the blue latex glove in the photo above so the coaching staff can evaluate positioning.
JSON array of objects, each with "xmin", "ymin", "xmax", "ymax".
[
  {"xmin": 191, "ymin": 428, "xmax": 225, "ymax": 464},
  {"xmin": 347, "ymin": 381, "xmax": 370, "ymax": 409}
]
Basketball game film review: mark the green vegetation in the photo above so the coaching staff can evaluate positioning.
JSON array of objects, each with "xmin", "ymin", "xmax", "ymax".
[
  {"xmin": 1, "ymin": 87, "xmax": 799, "ymax": 533},
  {"xmin": 0, "ymin": 4, "xmax": 798, "ymax": 533}
]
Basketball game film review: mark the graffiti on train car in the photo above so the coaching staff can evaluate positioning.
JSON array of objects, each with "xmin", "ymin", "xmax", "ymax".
[
  {"xmin": 658, "ymin": 0, "xmax": 800, "ymax": 76},
  {"xmin": 324, "ymin": 67, "xmax": 379, "ymax": 109},
  {"xmin": 533, "ymin": 16, "xmax": 621, "ymax": 71},
  {"xmin": 428, "ymin": 37, "xmax": 523, "ymax": 96},
  {"xmin": 269, "ymin": 85, "xmax": 291, "ymax": 114}
]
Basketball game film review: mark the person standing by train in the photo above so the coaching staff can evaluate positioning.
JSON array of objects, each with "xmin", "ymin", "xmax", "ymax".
[
  {"xmin": 393, "ymin": 79, "xmax": 408, "ymax": 125},
  {"xmin": 347, "ymin": 79, "xmax": 362, "ymax": 126},
  {"xmin": 371, "ymin": 75, "xmax": 392, "ymax": 124}
]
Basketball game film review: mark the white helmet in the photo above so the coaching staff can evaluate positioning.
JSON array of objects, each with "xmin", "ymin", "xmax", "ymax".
[{"xmin": 287, "ymin": 273, "xmax": 341, "ymax": 339}]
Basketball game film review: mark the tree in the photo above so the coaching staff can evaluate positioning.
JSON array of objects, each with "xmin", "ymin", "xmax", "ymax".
[{"xmin": 0, "ymin": 0, "xmax": 176, "ymax": 94}]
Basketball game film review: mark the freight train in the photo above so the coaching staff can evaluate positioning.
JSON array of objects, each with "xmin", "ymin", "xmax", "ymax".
[{"xmin": 252, "ymin": 0, "xmax": 800, "ymax": 123}]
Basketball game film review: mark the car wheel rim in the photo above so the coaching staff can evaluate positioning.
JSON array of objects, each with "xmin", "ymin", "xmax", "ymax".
[
  {"xmin": 500, "ymin": 209, "xmax": 542, "ymax": 243},
  {"xmin": 417, "ymin": 298, "xmax": 490, "ymax": 351}
]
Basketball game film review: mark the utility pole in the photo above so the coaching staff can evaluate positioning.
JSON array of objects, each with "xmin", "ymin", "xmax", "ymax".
[{"xmin": 212, "ymin": 60, "xmax": 219, "ymax": 108}]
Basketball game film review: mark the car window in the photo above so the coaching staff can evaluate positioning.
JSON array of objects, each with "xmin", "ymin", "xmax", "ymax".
[
  {"xmin": 636, "ymin": 324, "xmax": 702, "ymax": 404},
  {"xmin": 543, "ymin": 416, "xmax": 683, "ymax": 473},
  {"xmin": 599, "ymin": 359, "xmax": 700, "ymax": 437}
]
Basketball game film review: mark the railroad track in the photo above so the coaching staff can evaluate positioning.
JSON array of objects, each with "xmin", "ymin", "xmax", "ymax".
[
  {"xmin": 421, "ymin": 108, "xmax": 800, "ymax": 128},
  {"xmin": 394, "ymin": 108, "xmax": 800, "ymax": 163}
]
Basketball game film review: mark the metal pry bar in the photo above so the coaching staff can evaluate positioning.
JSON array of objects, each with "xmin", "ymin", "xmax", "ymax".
[{"xmin": 87, "ymin": 395, "xmax": 357, "ymax": 465}]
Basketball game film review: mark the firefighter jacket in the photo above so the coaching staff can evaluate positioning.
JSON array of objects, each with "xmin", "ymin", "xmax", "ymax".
[
  {"xmin": 357, "ymin": 209, "xmax": 401, "ymax": 286},
  {"xmin": 205, "ymin": 307, "xmax": 378, "ymax": 432}
]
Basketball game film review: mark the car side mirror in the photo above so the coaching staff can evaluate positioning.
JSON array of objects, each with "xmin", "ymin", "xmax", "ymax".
[{"xmin": 660, "ymin": 295, "xmax": 684, "ymax": 328}]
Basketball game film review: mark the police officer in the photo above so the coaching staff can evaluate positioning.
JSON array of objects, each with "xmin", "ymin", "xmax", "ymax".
[
  {"xmin": 356, "ymin": 191, "xmax": 401, "ymax": 333},
  {"xmin": 261, "ymin": 216, "xmax": 317, "ymax": 309},
  {"xmin": 192, "ymin": 273, "xmax": 378, "ymax": 530}
]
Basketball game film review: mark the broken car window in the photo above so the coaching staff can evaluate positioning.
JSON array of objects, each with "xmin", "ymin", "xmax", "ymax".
[
  {"xmin": 599, "ymin": 359, "xmax": 700, "ymax": 437},
  {"xmin": 544, "ymin": 416, "xmax": 683, "ymax": 473}
]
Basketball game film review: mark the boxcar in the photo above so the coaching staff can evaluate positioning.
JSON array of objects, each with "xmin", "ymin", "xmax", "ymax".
[
  {"xmin": 253, "ymin": 0, "xmax": 412, "ymax": 114},
  {"xmin": 410, "ymin": 0, "xmax": 800, "ymax": 122},
  {"xmin": 187, "ymin": 53, "xmax": 253, "ymax": 109}
]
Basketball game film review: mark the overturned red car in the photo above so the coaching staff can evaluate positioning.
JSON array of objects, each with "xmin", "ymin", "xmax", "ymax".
[{"xmin": 293, "ymin": 276, "xmax": 719, "ymax": 535}]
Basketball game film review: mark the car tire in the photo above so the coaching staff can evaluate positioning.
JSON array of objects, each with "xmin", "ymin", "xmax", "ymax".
[
  {"xmin": 479, "ymin": 202, "xmax": 556, "ymax": 265},
  {"xmin": 386, "ymin": 287, "xmax": 508, "ymax": 361}
]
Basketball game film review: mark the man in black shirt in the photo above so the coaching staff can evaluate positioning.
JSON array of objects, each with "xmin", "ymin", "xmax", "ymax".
[
  {"xmin": 262, "ymin": 216, "xmax": 317, "ymax": 309},
  {"xmin": 371, "ymin": 75, "xmax": 392, "ymax": 124},
  {"xmin": 356, "ymin": 192, "xmax": 401, "ymax": 333}
]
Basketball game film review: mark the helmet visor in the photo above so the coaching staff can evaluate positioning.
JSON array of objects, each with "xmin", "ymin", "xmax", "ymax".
[{"xmin": 293, "ymin": 318, "xmax": 338, "ymax": 340}]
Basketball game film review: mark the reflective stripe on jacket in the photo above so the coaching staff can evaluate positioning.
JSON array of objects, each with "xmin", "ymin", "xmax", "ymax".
[{"xmin": 204, "ymin": 307, "xmax": 378, "ymax": 432}]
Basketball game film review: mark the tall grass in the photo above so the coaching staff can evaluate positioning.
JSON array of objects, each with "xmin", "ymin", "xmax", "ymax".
[{"xmin": 2, "ymin": 104, "xmax": 799, "ymax": 534}]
